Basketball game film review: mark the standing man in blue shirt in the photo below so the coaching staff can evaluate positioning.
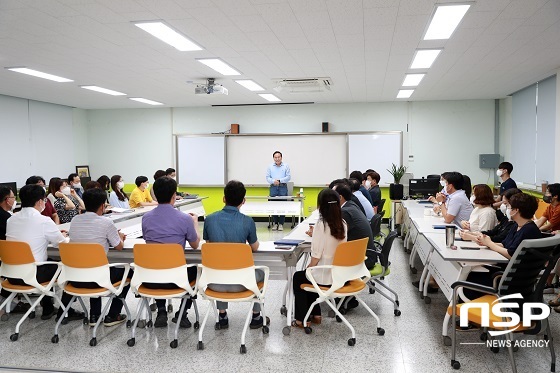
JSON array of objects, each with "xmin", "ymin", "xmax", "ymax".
[{"xmin": 265, "ymin": 151, "xmax": 291, "ymax": 231}]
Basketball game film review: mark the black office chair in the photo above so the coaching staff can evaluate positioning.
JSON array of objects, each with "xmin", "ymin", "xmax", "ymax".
[
  {"xmin": 369, "ymin": 214, "xmax": 384, "ymax": 251},
  {"xmin": 449, "ymin": 235, "xmax": 560, "ymax": 372},
  {"xmin": 378, "ymin": 198, "xmax": 386, "ymax": 215}
]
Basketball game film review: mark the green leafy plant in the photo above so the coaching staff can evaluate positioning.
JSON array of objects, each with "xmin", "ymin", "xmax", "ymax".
[{"xmin": 387, "ymin": 163, "xmax": 407, "ymax": 184}]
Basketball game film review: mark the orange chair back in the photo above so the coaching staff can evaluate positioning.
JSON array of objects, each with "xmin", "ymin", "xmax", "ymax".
[
  {"xmin": 133, "ymin": 243, "xmax": 186, "ymax": 269},
  {"xmin": 201, "ymin": 243, "xmax": 254, "ymax": 270},
  {"xmin": 332, "ymin": 238, "xmax": 368, "ymax": 267},
  {"xmin": 0, "ymin": 241, "xmax": 35, "ymax": 265},
  {"xmin": 59, "ymin": 243, "xmax": 108, "ymax": 268},
  {"xmin": 535, "ymin": 199, "xmax": 548, "ymax": 219}
]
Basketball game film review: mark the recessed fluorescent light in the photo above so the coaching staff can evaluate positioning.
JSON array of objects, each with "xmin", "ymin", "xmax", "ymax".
[
  {"xmin": 397, "ymin": 90, "xmax": 414, "ymax": 99},
  {"xmin": 129, "ymin": 98, "xmax": 164, "ymax": 105},
  {"xmin": 5, "ymin": 67, "xmax": 73, "ymax": 82},
  {"xmin": 424, "ymin": 4, "xmax": 471, "ymax": 40},
  {"xmin": 410, "ymin": 49, "xmax": 442, "ymax": 69},
  {"xmin": 402, "ymin": 74, "xmax": 425, "ymax": 87},
  {"xmin": 134, "ymin": 21, "xmax": 203, "ymax": 51},
  {"xmin": 80, "ymin": 86, "xmax": 126, "ymax": 96},
  {"xmin": 235, "ymin": 80, "xmax": 265, "ymax": 91},
  {"xmin": 259, "ymin": 93, "xmax": 281, "ymax": 102},
  {"xmin": 197, "ymin": 58, "xmax": 241, "ymax": 76}
]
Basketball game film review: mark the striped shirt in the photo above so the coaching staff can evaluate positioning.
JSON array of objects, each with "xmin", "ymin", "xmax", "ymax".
[{"xmin": 68, "ymin": 212, "xmax": 121, "ymax": 253}]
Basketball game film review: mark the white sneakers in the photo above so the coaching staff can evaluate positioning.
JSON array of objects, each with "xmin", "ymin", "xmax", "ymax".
[{"xmin": 272, "ymin": 224, "xmax": 284, "ymax": 231}]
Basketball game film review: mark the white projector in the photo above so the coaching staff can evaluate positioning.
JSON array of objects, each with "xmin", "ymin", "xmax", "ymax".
[{"xmin": 194, "ymin": 85, "xmax": 228, "ymax": 95}]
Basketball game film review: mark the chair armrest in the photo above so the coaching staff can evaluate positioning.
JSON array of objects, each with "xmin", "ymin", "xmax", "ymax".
[
  {"xmin": 304, "ymin": 266, "xmax": 336, "ymax": 297},
  {"xmin": 34, "ymin": 262, "xmax": 61, "ymax": 293},
  {"xmin": 253, "ymin": 265, "xmax": 270, "ymax": 297},
  {"xmin": 108, "ymin": 263, "xmax": 130, "ymax": 294},
  {"xmin": 451, "ymin": 280, "xmax": 497, "ymax": 295}
]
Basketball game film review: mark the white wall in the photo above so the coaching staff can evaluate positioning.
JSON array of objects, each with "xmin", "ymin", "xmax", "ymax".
[
  {"xmin": 0, "ymin": 94, "xmax": 77, "ymax": 187},
  {"xmin": 499, "ymin": 97, "xmax": 512, "ymax": 162},
  {"xmin": 72, "ymin": 109, "xmax": 89, "ymax": 166},
  {"xmin": 86, "ymin": 108, "xmax": 173, "ymax": 184}
]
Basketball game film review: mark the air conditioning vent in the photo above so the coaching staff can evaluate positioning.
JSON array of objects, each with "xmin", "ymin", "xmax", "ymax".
[{"xmin": 273, "ymin": 78, "xmax": 332, "ymax": 93}]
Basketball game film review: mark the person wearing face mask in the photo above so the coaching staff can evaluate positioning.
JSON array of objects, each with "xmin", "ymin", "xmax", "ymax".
[
  {"xmin": 432, "ymin": 172, "xmax": 473, "ymax": 226},
  {"xmin": 68, "ymin": 173, "xmax": 84, "ymax": 199},
  {"xmin": 493, "ymin": 162, "xmax": 517, "ymax": 208},
  {"xmin": 428, "ymin": 172, "xmax": 451, "ymax": 203},
  {"xmin": 460, "ymin": 184, "xmax": 497, "ymax": 232},
  {"xmin": 26, "ymin": 176, "xmax": 59, "ymax": 224},
  {"xmin": 460, "ymin": 188, "xmax": 521, "ymax": 243},
  {"xmin": 128, "ymin": 176, "xmax": 157, "ymax": 208},
  {"xmin": 150, "ymin": 170, "xmax": 166, "ymax": 202},
  {"xmin": 165, "ymin": 168, "xmax": 176, "ymax": 180},
  {"xmin": 109, "ymin": 175, "xmax": 130, "ymax": 209},
  {"xmin": 52, "ymin": 179, "xmax": 84, "ymax": 224},
  {"xmin": 535, "ymin": 183, "xmax": 560, "ymax": 232},
  {"xmin": 0, "ymin": 186, "xmax": 17, "ymax": 240},
  {"xmin": 365, "ymin": 171, "xmax": 381, "ymax": 214}
]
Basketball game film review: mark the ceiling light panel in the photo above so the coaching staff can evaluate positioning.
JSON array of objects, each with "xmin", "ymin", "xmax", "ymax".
[
  {"xmin": 197, "ymin": 58, "xmax": 241, "ymax": 76},
  {"xmin": 402, "ymin": 74, "xmax": 425, "ymax": 87},
  {"xmin": 410, "ymin": 49, "xmax": 442, "ymax": 69},
  {"xmin": 235, "ymin": 80, "xmax": 265, "ymax": 91},
  {"xmin": 6, "ymin": 67, "xmax": 73, "ymax": 82},
  {"xmin": 81, "ymin": 86, "xmax": 126, "ymax": 96},
  {"xmin": 424, "ymin": 4, "xmax": 471, "ymax": 40},
  {"xmin": 397, "ymin": 90, "xmax": 414, "ymax": 99},
  {"xmin": 259, "ymin": 94, "xmax": 281, "ymax": 102},
  {"xmin": 129, "ymin": 98, "xmax": 164, "ymax": 105},
  {"xmin": 134, "ymin": 21, "xmax": 203, "ymax": 51}
]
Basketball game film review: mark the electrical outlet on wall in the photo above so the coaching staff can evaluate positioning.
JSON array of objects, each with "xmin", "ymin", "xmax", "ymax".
[{"xmin": 308, "ymin": 206, "xmax": 314, "ymax": 212}]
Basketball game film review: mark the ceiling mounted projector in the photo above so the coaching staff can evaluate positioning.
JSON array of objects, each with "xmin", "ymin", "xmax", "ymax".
[
  {"xmin": 194, "ymin": 78, "xmax": 228, "ymax": 95},
  {"xmin": 273, "ymin": 77, "xmax": 332, "ymax": 93}
]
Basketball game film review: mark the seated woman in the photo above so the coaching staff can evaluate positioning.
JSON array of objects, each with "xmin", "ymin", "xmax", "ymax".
[
  {"xmin": 108, "ymin": 175, "xmax": 130, "ymax": 209},
  {"xmin": 51, "ymin": 178, "xmax": 84, "ymax": 224},
  {"xmin": 292, "ymin": 188, "xmax": 347, "ymax": 328},
  {"xmin": 460, "ymin": 188, "xmax": 521, "ymax": 243},
  {"xmin": 461, "ymin": 184, "xmax": 498, "ymax": 232}
]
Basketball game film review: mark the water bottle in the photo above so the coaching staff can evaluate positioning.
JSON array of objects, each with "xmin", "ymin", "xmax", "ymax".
[{"xmin": 299, "ymin": 188, "xmax": 304, "ymax": 198}]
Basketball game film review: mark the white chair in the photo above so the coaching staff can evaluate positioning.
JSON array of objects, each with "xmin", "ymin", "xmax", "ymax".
[{"xmin": 197, "ymin": 243, "xmax": 270, "ymax": 354}]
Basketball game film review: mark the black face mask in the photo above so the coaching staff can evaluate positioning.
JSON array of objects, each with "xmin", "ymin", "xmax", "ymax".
[{"xmin": 543, "ymin": 195, "xmax": 553, "ymax": 204}]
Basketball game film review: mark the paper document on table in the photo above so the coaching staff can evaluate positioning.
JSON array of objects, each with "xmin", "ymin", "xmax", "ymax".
[{"xmin": 110, "ymin": 207, "xmax": 134, "ymax": 213}]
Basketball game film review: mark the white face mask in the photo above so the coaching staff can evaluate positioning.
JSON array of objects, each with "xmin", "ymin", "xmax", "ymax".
[
  {"xmin": 62, "ymin": 186, "xmax": 72, "ymax": 195},
  {"xmin": 39, "ymin": 200, "xmax": 45, "ymax": 213},
  {"xmin": 73, "ymin": 182, "xmax": 82, "ymax": 189},
  {"xmin": 500, "ymin": 203, "xmax": 507, "ymax": 214},
  {"xmin": 506, "ymin": 207, "xmax": 512, "ymax": 220},
  {"xmin": 43, "ymin": 186, "xmax": 47, "ymax": 193},
  {"xmin": 496, "ymin": 169, "xmax": 503, "ymax": 177},
  {"xmin": 144, "ymin": 182, "xmax": 150, "ymax": 190},
  {"xmin": 365, "ymin": 180, "xmax": 371, "ymax": 189},
  {"xmin": 171, "ymin": 176, "xmax": 176, "ymax": 181},
  {"xmin": 440, "ymin": 180, "xmax": 446, "ymax": 187},
  {"xmin": 470, "ymin": 195, "xmax": 476, "ymax": 204},
  {"xmin": 8, "ymin": 197, "xmax": 16, "ymax": 212},
  {"xmin": 117, "ymin": 181, "xmax": 125, "ymax": 189}
]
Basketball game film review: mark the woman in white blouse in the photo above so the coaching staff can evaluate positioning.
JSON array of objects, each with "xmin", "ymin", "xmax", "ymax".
[
  {"xmin": 461, "ymin": 184, "xmax": 498, "ymax": 232},
  {"xmin": 292, "ymin": 188, "xmax": 347, "ymax": 328},
  {"xmin": 109, "ymin": 175, "xmax": 130, "ymax": 209}
]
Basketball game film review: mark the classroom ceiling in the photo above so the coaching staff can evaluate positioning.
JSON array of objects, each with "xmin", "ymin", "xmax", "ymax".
[{"xmin": 0, "ymin": 0, "xmax": 559, "ymax": 109}]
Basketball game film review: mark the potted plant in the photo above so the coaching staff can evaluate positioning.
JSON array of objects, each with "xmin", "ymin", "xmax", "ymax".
[{"xmin": 387, "ymin": 163, "xmax": 407, "ymax": 200}]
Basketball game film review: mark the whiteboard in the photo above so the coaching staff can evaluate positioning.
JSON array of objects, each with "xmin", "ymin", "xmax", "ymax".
[
  {"xmin": 348, "ymin": 133, "xmax": 402, "ymax": 186},
  {"xmin": 227, "ymin": 134, "xmax": 347, "ymax": 186},
  {"xmin": 176, "ymin": 136, "xmax": 225, "ymax": 185}
]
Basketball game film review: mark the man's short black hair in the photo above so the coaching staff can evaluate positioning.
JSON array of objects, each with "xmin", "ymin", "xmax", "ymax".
[
  {"xmin": 335, "ymin": 183, "xmax": 352, "ymax": 201},
  {"xmin": 0, "ymin": 186, "xmax": 12, "ymax": 202},
  {"xmin": 153, "ymin": 169, "xmax": 166, "ymax": 180},
  {"xmin": 153, "ymin": 177, "xmax": 176, "ymax": 204},
  {"xmin": 135, "ymin": 176, "xmax": 148, "ymax": 187},
  {"xmin": 83, "ymin": 188, "xmax": 108, "ymax": 213},
  {"xmin": 165, "ymin": 168, "xmax": 175, "ymax": 175},
  {"xmin": 273, "ymin": 151, "xmax": 282, "ymax": 158},
  {"xmin": 19, "ymin": 184, "xmax": 45, "ymax": 208},
  {"xmin": 26, "ymin": 175, "xmax": 45, "ymax": 185},
  {"xmin": 224, "ymin": 180, "xmax": 246, "ymax": 206},
  {"xmin": 348, "ymin": 178, "xmax": 361, "ymax": 192},
  {"xmin": 548, "ymin": 183, "xmax": 560, "ymax": 199},
  {"xmin": 349, "ymin": 170, "xmax": 363, "ymax": 182},
  {"xmin": 503, "ymin": 188, "xmax": 522, "ymax": 200},
  {"xmin": 509, "ymin": 193, "xmax": 538, "ymax": 219},
  {"xmin": 498, "ymin": 162, "xmax": 513, "ymax": 174},
  {"xmin": 443, "ymin": 172, "xmax": 464, "ymax": 190},
  {"xmin": 68, "ymin": 173, "xmax": 79, "ymax": 183}
]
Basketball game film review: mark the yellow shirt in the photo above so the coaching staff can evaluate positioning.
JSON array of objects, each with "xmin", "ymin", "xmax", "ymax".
[{"xmin": 129, "ymin": 187, "xmax": 152, "ymax": 208}]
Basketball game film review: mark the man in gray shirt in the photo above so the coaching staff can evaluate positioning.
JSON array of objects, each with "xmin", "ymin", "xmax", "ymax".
[{"xmin": 434, "ymin": 172, "xmax": 473, "ymax": 226}]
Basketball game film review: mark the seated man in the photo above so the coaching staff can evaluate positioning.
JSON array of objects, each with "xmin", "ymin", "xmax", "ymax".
[
  {"xmin": 6, "ymin": 185, "xmax": 84, "ymax": 321},
  {"xmin": 203, "ymin": 180, "xmax": 265, "ymax": 330},
  {"xmin": 328, "ymin": 179, "xmax": 366, "ymax": 216},
  {"xmin": 128, "ymin": 176, "xmax": 157, "ymax": 208},
  {"xmin": 26, "ymin": 176, "xmax": 59, "ymax": 224},
  {"xmin": 349, "ymin": 178, "xmax": 374, "ymax": 221},
  {"xmin": 433, "ymin": 171, "xmax": 473, "ymax": 226},
  {"xmin": 365, "ymin": 171, "xmax": 381, "ymax": 214},
  {"xmin": 535, "ymin": 183, "xmax": 560, "ymax": 232},
  {"xmin": 349, "ymin": 170, "xmax": 373, "ymax": 205},
  {"xmin": 68, "ymin": 188, "xmax": 130, "ymax": 327},
  {"xmin": 142, "ymin": 177, "xmax": 200, "ymax": 328}
]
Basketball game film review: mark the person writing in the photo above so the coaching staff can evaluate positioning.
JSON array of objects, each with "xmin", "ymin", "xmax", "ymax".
[{"xmin": 265, "ymin": 151, "xmax": 291, "ymax": 231}]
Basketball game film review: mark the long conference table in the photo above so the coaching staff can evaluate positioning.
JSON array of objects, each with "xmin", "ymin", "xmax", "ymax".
[
  {"xmin": 400, "ymin": 199, "xmax": 508, "ymax": 345},
  {"xmin": 49, "ymin": 197, "xmax": 308, "ymax": 332}
]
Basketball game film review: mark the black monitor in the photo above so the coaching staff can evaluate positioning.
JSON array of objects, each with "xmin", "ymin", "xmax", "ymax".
[
  {"xmin": 0, "ymin": 182, "xmax": 17, "ymax": 199},
  {"xmin": 80, "ymin": 176, "xmax": 91, "ymax": 185},
  {"xmin": 409, "ymin": 178, "xmax": 439, "ymax": 199}
]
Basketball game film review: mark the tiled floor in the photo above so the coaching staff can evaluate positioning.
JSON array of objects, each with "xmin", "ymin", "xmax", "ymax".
[{"xmin": 1, "ymin": 222, "xmax": 559, "ymax": 373}]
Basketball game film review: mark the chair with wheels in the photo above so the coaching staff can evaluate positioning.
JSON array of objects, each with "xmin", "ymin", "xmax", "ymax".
[
  {"xmin": 369, "ymin": 213, "xmax": 384, "ymax": 251},
  {"xmin": 127, "ymin": 243, "xmax": 199, "ymax": 349},
  {"xmin": 300, "ymin": 238, "xmax": 385, "ymax": 346},
  {"xmin": 197, "ymin": 243, "xmax": 270, "ymax": 354},
  {"xmin": 0, "ymin": 240, "xmax": 65, "ymax": 342},
  {"xmin": 367, "ymin": 230, "xmax": 401, "ymax": 316},
  {"xmin": 449, "ymin": 235, "xmax": 560, "ymax": 372},
  {"xmin": 53, "ymin": 243, "xmax": 131, "ymax": 346}
]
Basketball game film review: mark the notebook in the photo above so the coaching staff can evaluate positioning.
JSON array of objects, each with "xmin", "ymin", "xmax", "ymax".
[
  {"xmin": 273, "ymin": 239, "xmax": 305, "ymax": 246},
  {"xmin": 432, "ymin": 224, "xmax": 460, "ymax": 229},
  {"xmin": 182, "ymin": 194, "xmax": 199, "ymax": 199}
]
